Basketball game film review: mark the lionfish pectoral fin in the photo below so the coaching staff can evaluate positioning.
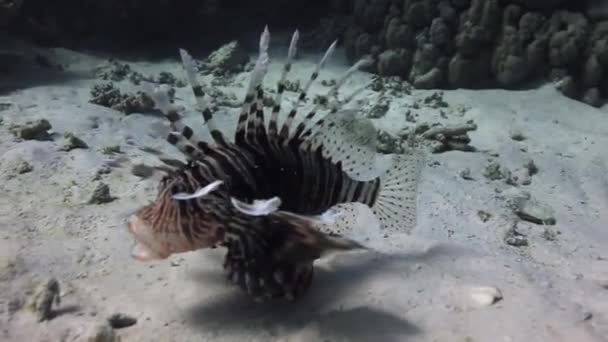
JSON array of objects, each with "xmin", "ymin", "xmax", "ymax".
[
  {"xmin": 316, "ymin": 233, "xmax": 368, "ymax": 257},
  {"xmin": 280, "ymin": 204, "xmax": 377, "ymax": 260},
  {"xmin": 311, "ymin": 203, "xmax": 382, "ymax": 245},
  {"xmin": 307, "ymin": 110, "xmax": 385, "ymax": 182},
  {"xmin": 274, "ymin": 219, "xmax": 368, "ymax": 264},
  {"xmin": 230, "ymin": 196, "xmax": 282, "ymax": 216},
  {"xmin": 307, "ymin": 109, "xmax": 427, "ymax": 234},
  {"xmin": 173, "ymin": 180, "xmax": 223, "ymax": 200},
  {"xmin": 275, "ymin": 207, "xmax": 343, "ymax": 226}
]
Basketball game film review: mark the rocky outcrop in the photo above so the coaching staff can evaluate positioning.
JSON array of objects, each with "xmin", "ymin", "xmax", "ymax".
[{"xmin": 332, "ymin": 0, "xmax": 608, "ymax": 107}]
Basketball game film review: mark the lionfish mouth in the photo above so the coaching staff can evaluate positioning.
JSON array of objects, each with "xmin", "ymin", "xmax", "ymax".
[{"xmin": 126, "ymin": 214, "xmax": 170, "ymax": 261}]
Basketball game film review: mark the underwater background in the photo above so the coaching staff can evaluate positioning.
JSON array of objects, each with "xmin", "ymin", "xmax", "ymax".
[{"xmin": 1, "ymin": 0, "xmax": 607, "ymax": 341}]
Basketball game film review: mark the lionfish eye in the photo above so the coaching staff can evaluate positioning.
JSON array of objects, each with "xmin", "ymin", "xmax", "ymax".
[{"xmin": 170, "ymin": 184, "xmax": 181, "ymax": 193}]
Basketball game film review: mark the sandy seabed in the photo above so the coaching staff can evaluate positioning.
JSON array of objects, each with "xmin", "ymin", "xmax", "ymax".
[{"xmin": 0, "ymin": 33, "xmax": 607, "ymax": 342}]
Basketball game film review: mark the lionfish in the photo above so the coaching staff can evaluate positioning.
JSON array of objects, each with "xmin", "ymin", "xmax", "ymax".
[{"xmin": 126, "ymin": 27, "xmax": 426, "ymax": 302}]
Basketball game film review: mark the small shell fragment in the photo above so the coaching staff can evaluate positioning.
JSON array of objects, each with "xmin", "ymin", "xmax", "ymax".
[{"xmin": 470, "ymin": 286, "xmax": 503, "ymax": 307}]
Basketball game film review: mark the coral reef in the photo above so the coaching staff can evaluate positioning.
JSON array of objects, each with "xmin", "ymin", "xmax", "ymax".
[
  {"xmin": 334, "ymin": 0, "xmax": 608, "ymax": 106},
  {"xmin": 4, "ymin": 0, "xmax": 608, "ymax": 106}
]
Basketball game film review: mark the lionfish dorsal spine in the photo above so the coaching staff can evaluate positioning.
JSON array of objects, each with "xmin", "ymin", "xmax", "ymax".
[
  {"xmin": 268, "ymin": 30, "xmax": 299, "ymax": 137},
  {"xmin": 278, "ymin": 39, "xmax": 338, "ymax": 141},
  {"xmin": 179, "ymin": 48, "xmax": 228, "ymax": 146},
  {"xmin": 234, "ymin": 26, "xmax": 270, "ymax": 145},
  {"xmin": 145, "ymin": 26, "xmax": 389, "ymax": 183},
  {"xmin": 141, "ymin": 82, "xmax": 206, "ymax": 160},
  {"xmin": 296, "ymin": 58, "xmax": 373, "ymax": 147}
]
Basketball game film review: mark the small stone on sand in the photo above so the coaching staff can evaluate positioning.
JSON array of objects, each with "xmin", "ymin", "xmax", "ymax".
[
  {"xmin": 470, "ymin": 286, "xmax": 503, "ymax": 307},
  {"xmin": 88, "ymin": 183, "xmax": 116, "ymax": 205}
]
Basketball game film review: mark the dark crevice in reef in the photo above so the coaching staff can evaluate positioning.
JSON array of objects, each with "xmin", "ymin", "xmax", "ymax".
[
  {"xmin": 1, "ymin": 0, "xmax": 330, "ymax": 53},
  {"xmin": 3, "ymin": 0, "xmax": 608, "ymax": 107}
]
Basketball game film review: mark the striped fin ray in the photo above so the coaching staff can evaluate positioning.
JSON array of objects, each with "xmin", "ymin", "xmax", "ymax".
[
  {"xmin": 327, "ymin": 80, "xmax": 370, "ymax": 114},
  {"xmin": 295, "ymin": 58, "xmax": 373, "ymax": 142},
  {"xmin": 268, "ymin": 30, "xmax": 299, "ymax": 137},
  {"xmin": 306, "ymin": 110, "xmax": 380, "ymax": 181},
  {"xmin": 245, "ymin": 85, "xmax": 268, "ymax": 145},
  {"xmin": 142, "ymin": 82, "xmax": 206, "ymax": 160},
  {"xmin": 278, "ymin": 39, "xmax": 338, "ymax": 140},
  {"xmin": 178, "ymin": 49, "xmax": 226, "ymax": 145},
  {"xmin": 235, "ymin": 26, "xmax": 270, "ymax": 145},
  {"xmin": 326, "ymin": 58, "xmax": 372, "ymax": 102}
]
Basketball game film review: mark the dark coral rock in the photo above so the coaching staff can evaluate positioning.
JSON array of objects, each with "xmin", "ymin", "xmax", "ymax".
[
  {"xmin": 502, "ymin": 4, "xmax": 523, "ymax": 29},
  {"xmin": 518, "ymin": 12, "xmax": 547, "ymax": 43},
  {"xmin": 594, "ymin": 37, "xmax": 608, "ymax": 67},
  {"xmin": 493, "ymin": 26, "xmax": 530, "ymax": 87},
  {"xmin": 549, "ymin": 68, "xmax": 570, "ymax": 82},
  {"xmin": 406, "ymin": 0, "xmax": 435, "ymax": 29},
  {"xmin": 377, "ymin": 48, "xmax": 412, "ymax": 76},
  {"xmin": 414, "ymin": 67, "xmax": 444, "ymax": 88},
  {"xmin": 479, "ymin": 0, "xmax": 502, "ymax": 40},
  {"xmin": 385, "ymin": 17, "xmax": 414, "ymax": 49},
  {"xmin": 430, "ymin": 17, "xmax": 452, "ymax": 47},
  {"xmin": 549, "ymin": 32, "xmax": 583, "ymax": 67},
  {"xmin": 410, "ymin": 41, "xmax": 442, "ymax": 81},
  {"xmin": 465, "ymin": 0, "xmax": 485, "ymax": 26},
  {"xmin": 495, "ymin": 54, "xmax": 529, "ymax": 87},
  {"xmin": 354, "ymin": 0, "xmax": 390, "ymax": 31},
  {"xmin": 592, "ymin": 23, "xmax": 608, "ymax": 68},
  {"xmin": 437, "ymin": 1, "xmax": 459, "ymax": 27},
  {"xmin": 448, "ymin": 52, "xmax": 490, "ymax": 87},
  {"xmin": 527, "ymin": 37, "xmax": 549, "ymax": 77},
  {"xmin": 555, "ymin": 75, "xmax": 578, "ymax": 99},
  {"xmin": 582, "ymin": 54, "xmax": 604, "ymax": 88},
  {"xmin": 547, "ymin": 11, "xmax": 589, "ymax": 67},
  {"xmin": 455, "ymin": 23, "xmax": 486, "ymax": 57},
  {"xmin": 582, "ymin": 87, "xmax": 602, "ymax": 107}
]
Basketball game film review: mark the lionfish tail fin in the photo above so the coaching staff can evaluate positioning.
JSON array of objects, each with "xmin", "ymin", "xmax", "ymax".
[{"xmin": 371, "ymin": 148, "xmax": 427, "ymax": 233}]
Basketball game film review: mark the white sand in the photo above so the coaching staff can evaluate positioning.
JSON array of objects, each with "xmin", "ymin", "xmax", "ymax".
[{"xmin": 1, "ymin": 35, "xmax": 607, "ymax": 341}]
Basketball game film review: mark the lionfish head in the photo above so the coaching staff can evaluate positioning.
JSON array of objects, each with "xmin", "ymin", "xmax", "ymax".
[{"xmin": 126, "ymin": 174, "xmax": 225, "ymax": 261}]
